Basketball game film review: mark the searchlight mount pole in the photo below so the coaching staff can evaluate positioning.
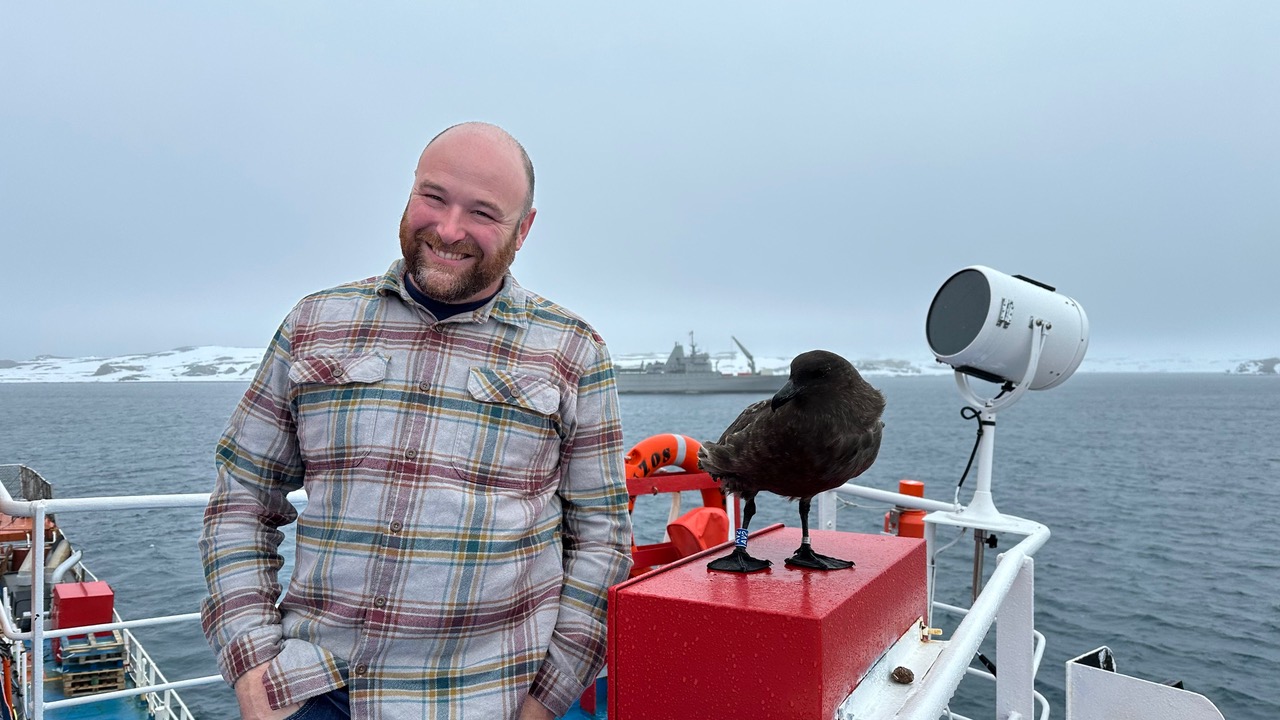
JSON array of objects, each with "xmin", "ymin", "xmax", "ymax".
[
  {"xmin": 952, "ymin": 318, "xmax": 1052, "ymax": 523},
  {"xmin": 947, "ymin": 319, "xmax": 1051, "ymax": 602}
]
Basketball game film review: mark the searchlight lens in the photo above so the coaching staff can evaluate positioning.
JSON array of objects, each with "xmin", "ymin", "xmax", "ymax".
[{"xmin": 926, "ymin": 265, "xmax": 1089, "ymax": 390}]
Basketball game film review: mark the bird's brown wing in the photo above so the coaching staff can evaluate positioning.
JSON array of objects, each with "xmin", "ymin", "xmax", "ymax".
[
  {"xmin": 716, "ymin": 399, "xmax": 770, "ymax": 443},
  {"xmin": 696, "ymin": 399, "xmax": 770, "ymax": 481},
  {"xmin": 841, "ymin": 419, "xmax": 885, "ymax": 480}
]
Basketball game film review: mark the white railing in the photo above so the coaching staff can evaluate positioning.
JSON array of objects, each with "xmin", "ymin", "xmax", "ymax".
[
  {"xmin": 5, "ymin": 464, "xmax": 1046, "ymax": 720},
  {"xmin": 0, "ymin": 465, "xmax": 310, "ymax": 720},
  {"xmin": 1, "ymin": 462, "xmax": 1230, "ymax": 720},
  {"xmin": 124, "ymin": 626, "xmax": 199, "ymax": 720},
  {"xmin": 824, "ymin": 482, "xmax": 1052, "ymax": 720},
  {"xmin": 5, "ymin": 460, "xmax": 1034, "ymax": 720}
]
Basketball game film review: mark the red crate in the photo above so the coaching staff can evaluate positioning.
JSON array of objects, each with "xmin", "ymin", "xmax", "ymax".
[
  {"xmin": 608, "ymin": 524, "xmax": 928, "ymax": 720},
  {"xmin": 52, "ymin": 581, "xmax": 115, "ymax": 630},
  {"xmin": 51, "ymin": 581, "xmax": 115, "ymax": 662}
]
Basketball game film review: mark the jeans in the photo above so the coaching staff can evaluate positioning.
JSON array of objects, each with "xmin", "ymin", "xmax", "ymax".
[{"xmin": 284, "ymin": 687, "xmax": 351, "ymax": 720}]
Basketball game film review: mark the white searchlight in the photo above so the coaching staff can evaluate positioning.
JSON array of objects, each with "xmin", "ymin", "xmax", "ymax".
[
  {"xmin": 927, "ymin": 265, "xmax": 1089, "ymax": 390},
  {"xmin": 924, "ymin": 266, "xmax": 1090, "ymax": 524}
]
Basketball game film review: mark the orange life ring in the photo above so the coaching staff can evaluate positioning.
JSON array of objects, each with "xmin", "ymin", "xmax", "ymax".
[
  {"xmin": 624, "ymin": 433, "xmax": 723, "ymax": 512},
  {"xmin": 625, "ymin": 432, "xmax": 701, "ymax": 476},
  {"xmin": 625, "ymin": 434, "xmax": 729, "ymax": 577}
]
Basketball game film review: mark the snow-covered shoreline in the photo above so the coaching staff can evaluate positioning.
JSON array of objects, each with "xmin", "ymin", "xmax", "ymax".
[
  {"xmin": 0, "ymin": 346, "xmax": 264, "ymax": 383},
  {"xmin": 1, "ymin": 346, "xmax": 1276, "ymax": 383}
]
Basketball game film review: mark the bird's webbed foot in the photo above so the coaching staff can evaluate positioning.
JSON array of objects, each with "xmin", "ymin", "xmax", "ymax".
[
  {"xmin": 707, "ymin": 547, "xmax": 772, "ymax": 573},
  {"xmin": 785, "ymin": 545, "xmax": 855, "ymax": 570}
]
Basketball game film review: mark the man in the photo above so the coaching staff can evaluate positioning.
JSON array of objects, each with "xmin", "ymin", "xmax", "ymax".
[{"xmin": 199, "ymin": 122, "xmax": 633, "ymax": 720}]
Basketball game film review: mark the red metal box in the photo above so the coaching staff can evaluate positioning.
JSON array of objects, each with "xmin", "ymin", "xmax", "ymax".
[
  {"xmin": 608, "ymin": 524, "xmax": 927, "ymax": 719},
  {"xmin": 51, "ymin": 581, "xmax": 115, "ymax": 631},
  {"xmin": 51, "ymin": 581, "xmax": 116, "ymax": 663}
]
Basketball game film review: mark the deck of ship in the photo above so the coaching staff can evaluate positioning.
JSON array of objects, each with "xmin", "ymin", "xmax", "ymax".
[{"xmin": 3, "ymin": 638, "xmax": 154, "ymax": 720}]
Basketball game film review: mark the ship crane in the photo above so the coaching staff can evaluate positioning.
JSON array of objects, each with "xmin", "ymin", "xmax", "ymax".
[{"xmin": 730, "ymin": 335, "xmax": 757, "ymax": 375}]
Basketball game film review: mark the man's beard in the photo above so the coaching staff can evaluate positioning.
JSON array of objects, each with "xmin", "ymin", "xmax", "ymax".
[{"xmin": 399, "ymin": 218, "xmax": 518, "ymax": 303}]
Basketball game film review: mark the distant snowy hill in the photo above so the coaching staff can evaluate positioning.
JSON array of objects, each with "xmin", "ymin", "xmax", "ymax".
[
  {"xmin": 0, "ymin": 347, "xmax": 1276, "ymax": 383},
  {"xmin": 0, "ymin": 347, "xmax": 264, "ymax": 383}
]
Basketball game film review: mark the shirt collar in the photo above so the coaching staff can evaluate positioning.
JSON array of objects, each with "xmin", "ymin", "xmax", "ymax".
[{"xmin": 377, "ymin": 259, "xmax": 531, "ymax": 328}]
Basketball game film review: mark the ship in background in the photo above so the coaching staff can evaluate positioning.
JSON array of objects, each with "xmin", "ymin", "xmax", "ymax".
[{"xmin": 614, "ymin": 335, "xmax": 788, "ymax": 395}]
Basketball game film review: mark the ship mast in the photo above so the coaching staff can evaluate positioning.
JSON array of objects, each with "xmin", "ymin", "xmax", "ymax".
[{"xmin": 730, "ymin": 335, "xmax": 757, "ymax": 375}]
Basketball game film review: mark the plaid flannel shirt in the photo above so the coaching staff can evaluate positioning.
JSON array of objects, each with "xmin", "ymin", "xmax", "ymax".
[{"xmin": 199, "ymin": 260, "xmax": 632, "ymax": 718}]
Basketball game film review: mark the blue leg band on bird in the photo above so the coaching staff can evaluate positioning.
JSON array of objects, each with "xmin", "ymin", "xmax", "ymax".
[{"xmin": 707, "ymin": 493, "xmax": 772, "ymax": 573}]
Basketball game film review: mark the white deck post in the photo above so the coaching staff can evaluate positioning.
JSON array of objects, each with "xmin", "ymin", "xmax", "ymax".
[
  {"xmin": 32, "ymin": 502, "xmax": 47, "ymax": 719},
  {"xmin": 816, "ymin": 489, "xmax": 837, "ymax": 531},
  {"xmin": 923, "ymin": 519, "xmax": 936, "ymax": 629},
  {"xmin": 996, "ymin": 555, "xmax": 1036, "ymax": 720}
]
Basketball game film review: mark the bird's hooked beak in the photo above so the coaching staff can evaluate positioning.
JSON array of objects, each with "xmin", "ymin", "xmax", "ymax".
[{"xmin": 770, "ymin": 379, "xmax": 799, "ymax": 411}]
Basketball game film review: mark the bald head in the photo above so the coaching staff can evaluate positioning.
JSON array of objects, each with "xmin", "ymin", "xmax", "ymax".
[{"xmin": 425, "ymin": 122, "xmax": 535, "ymax": 219}]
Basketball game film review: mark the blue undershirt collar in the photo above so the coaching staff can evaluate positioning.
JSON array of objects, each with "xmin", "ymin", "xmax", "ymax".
[{"xmin": 402, "ymin": 274, "xmax": 496, "ymax": 321}]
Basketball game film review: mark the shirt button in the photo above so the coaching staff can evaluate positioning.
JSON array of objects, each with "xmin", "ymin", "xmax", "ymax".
[
  {"xmin": 374, "ymin": 596, "xmax": 387, "ymax": 608},
  {"xmin": 390, "ymin": 520, "xmax": 403, "ymax": 533},
  {"xmin": 332, "ymin": 367, "xmax": 345, "ymax": 378},
  {"xmin": 405, "ymin": 448, "xmax": 417, "ymax": 459},
  {"xmin": 418, "ymin": 381, "xmax": 430, "ymax": 391},
  {"xmin": 354, "ymin": 664, "xmax": 368, "ymax": 676}
]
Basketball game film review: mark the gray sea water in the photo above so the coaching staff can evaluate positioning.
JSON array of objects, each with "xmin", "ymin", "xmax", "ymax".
[{"xmin": 0, "ymin": 374, "xmax": 1277, "ymax": 719}]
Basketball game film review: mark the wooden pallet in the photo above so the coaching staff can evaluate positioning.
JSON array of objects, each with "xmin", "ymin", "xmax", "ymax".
[
  {"xmin": 62, "ymin": 668, "xmax": 126, "ymax": 697},
  {"xmin": 59, "ymin": 630, "xmax": 125, "ymax": 669},
  {"xmin": 61, "ymin": 647, "xmax": 125, "ymax": 666},
  {"xmin": 60, "ymin": 630, "xmax": 123, "ymax": 654},
  {"xmin": 60, "ymin": 656, "xmax": 126, "ymax": 674}
]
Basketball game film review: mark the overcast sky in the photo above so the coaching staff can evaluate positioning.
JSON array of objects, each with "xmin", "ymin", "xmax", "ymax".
[{"xmin": 2, "ymin": 3, "xmax": 1277, "ymax": 366}]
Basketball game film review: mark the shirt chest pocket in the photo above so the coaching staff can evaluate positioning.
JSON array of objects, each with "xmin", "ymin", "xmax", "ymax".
[
  {"xmin": 449, "ymin": 367, "xmax": 563, "ymax": 491},
  {"xmin": 289, "ymin": 352, "xmax": 388, "ymax": 471}
]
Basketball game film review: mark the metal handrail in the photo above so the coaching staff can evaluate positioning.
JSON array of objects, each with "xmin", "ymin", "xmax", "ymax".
[
  {"xmin": 0, "ymin": 474, "xmax": 307, "ymax": 517},
  {"xmin": 931, "ymin": 602, "xmax": 1048, "ymax": 676},
  {"xmin": 123, "ymin": 626, "xmax": 201, "ymax": 720},
  {"xmin": 43, "ymin": 675, "xmax": 221, "ymax": 711},
  {"xmin": 1, "ymin": 609, "xmax": 202, "ymax": 641},
  {"xmin": 4, "ymin": 465, "xmax": 1057, "ymax": 719},
  {"xmin": 825, "ymin": 480, "xmax": 1052, "ymax": 720},
  {"xmin": 0, "ymin": 468, "xmax": 307, "ymax": 720},
  {"xmin": 833, "ymin": 482, "xmax": 960, "ymax": 513},
  {"xmin": 897, "ymin": 534, "xmax": 1046, "ymax": 719}
]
